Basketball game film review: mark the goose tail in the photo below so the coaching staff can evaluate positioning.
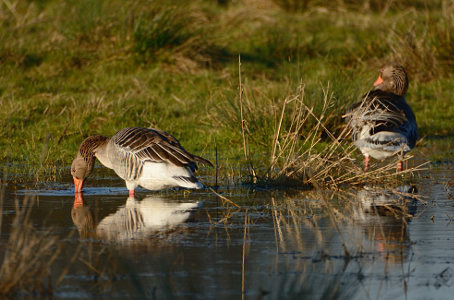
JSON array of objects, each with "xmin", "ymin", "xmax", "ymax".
[
  {"xmin": 172, "ymin": 175, "xmax": 204, "ymax": 189},
  {"xmin": 193, "ymin": 155, "xmax": 213, "ymax": 167}
]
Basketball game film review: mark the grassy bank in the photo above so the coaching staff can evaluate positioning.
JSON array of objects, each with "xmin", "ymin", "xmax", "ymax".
[{"xmin": 0, "ymin": 0, "xmax": 452, "ymax": 180}]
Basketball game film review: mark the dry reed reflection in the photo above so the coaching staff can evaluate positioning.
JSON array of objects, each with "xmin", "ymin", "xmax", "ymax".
[
  {"xmin": 257, "ymin": 184, "xmax": 419, "ymax": 298},
  {"xmin": 0, "ymin": 194, "xmax": 61, "ymax": 297},
  {"xmin": 349, "ymin": 185, "xmax": 418, "ymax": 263}
]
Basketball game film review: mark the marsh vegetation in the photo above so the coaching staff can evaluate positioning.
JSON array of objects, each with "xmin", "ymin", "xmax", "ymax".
[{"xmin": 0, "ymin": 0, "xmax": 452, "ymax": 183}]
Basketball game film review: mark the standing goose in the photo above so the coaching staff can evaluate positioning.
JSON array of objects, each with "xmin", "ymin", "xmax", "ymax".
[
  {"xmin": 71, "ymin": 127, "xmax": 212, "ymax": 195},
  {"xmin": 346, "ymin": 64, "xmax": 417, "ymax": 171}
]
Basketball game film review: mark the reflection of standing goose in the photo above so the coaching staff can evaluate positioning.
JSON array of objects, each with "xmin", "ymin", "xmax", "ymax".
[
  {"xmin": 346, "ymin": 65, "xmax": 417, "ymax": 171},
  {"xmin": 351, "ymin": 185, "xmax": 417, "ymax": 262},
  {"xmin": 71, "ymin": 193, "xmax": 202, "ymax": 242},
  {"xmin": 71, "ymin": 127, "xmax": 213, "ymax": 196},
  {"xmin": 353, "ymin": 185, "xmax": 417, "ymax": 220}
]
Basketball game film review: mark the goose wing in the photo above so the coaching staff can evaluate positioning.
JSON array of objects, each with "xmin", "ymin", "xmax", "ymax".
[
  {"xmin": 110, "ymin": 127, "xmax": 212, "ymax": 180},
  {"xmin": 346, "ymin": 90, "xmax": 408, "ymax": 138},
  {"xmin": 151, "ymin": 128, "xmax": 213, "ymax": 167}
]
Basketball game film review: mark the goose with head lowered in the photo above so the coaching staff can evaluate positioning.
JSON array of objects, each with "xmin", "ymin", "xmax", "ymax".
[
  {"xmin": 71, "ymin": 127, "xmax": 212, "ymax": 195},
  {"xmin": 345, "ymin": 64, "xmax": 417, "ymax": 171},
  {"xmin": 72, "ymin": 193, "xmax": 202, "ymax": 242}
]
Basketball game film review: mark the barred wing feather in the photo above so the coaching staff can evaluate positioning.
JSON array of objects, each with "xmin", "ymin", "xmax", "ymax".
[
  {"xmin": 347, "ymin": 90, "xmax": 409, "ymax": 139},
  {"xmin": 110, "ymin": 127, "xmax": 211, "ymax": 181}
]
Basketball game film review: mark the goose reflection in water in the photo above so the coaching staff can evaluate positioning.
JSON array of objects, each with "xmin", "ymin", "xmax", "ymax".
[
  {"xmin": 71, "ymin": 193, "xmax": 202, "ymax": 242},
  {"xmin": 351, "ymin": 185, "xmax": 418, "ymax": 263}
]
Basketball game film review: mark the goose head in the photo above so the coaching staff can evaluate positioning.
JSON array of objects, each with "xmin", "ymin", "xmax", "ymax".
[
  {"xmin": 71, "ymin": 154, "xmax": 95, "ymax": 193},
  {"xmin": 373, "ymin": 64, "xmax": 408, "ymax": 96},
  {"xmin": 71, "ymin": 135, "xmax": 108, "ymax": 193}
]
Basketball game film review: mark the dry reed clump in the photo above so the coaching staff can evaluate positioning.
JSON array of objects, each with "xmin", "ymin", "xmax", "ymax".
[
  {"xmin": 0, "ymin": 196, "xmax": 61, "ymax": 297},
  {"xmin": 236, "ymin": 81, "xmax": 427, "ymax": 188}
]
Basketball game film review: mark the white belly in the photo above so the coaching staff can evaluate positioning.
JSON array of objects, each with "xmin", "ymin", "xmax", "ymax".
[
  {"xmin": 355, "ymin": 130, "xmax": 410, "ymax": 160},
  {"xmin": 137, "ymin": 162, "xmax": 203, "ymax": 190},
  {"xmin": 358, "ymin": 147, "xmax": 395, "ymax": 160}
]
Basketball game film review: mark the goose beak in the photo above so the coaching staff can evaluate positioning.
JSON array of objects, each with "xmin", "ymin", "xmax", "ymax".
[
  {"xmin": 73, "ymin": 176, "xmax": 84, "ymax": 193},
  {"xmin": 374, "ymin": 74, "xmax": 384, "ymax": 86}
]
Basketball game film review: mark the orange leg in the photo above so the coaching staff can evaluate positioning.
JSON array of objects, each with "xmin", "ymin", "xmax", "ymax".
[
  {"xmin": 129, "ymin": 190, "xmax": 135, "ymax": 197},
  {"xmin": 364, "ymin": 155, "xmax": 370, "ymax": 171}
]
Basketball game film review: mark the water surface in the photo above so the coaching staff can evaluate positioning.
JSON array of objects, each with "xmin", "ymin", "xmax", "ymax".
[{"xmin": 1, "ymin": 155, "xmax": 454, "ymax": 299}]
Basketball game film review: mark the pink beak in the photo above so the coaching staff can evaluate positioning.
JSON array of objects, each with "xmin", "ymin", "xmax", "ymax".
[
  {"xmin": 73, "ymin": 176, "xmax": 84, "ymax": 193},
  {"xmin": 374, "ymin": 74, "xmax": 384, "ymax": 87}
]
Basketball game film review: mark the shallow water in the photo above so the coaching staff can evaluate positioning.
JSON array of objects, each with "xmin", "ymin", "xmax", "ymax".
[{"xmin": 1, "ymin": 156, "xmax": 454, "ymax": 299}]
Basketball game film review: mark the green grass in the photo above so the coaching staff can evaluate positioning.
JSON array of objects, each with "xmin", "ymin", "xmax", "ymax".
[{"xmin": 0, "ymin": 0, "xmax": 453, "ymax": 180}]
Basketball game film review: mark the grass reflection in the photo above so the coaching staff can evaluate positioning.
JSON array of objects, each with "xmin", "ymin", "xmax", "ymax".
[{"xmin": 0, "ymin": 195, "xmax": 61, "ymax": 297}]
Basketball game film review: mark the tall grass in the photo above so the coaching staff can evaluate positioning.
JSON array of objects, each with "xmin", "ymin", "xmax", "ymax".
[
  {"xmin": 272, "ymin": 0, "xmax": 446, "ymax": 12},
  {"xmin": 132, "ymin": 0, "xmax": 224, "ymax": 70}
]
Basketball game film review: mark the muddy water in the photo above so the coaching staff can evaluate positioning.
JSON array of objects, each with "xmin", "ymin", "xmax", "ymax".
[{"xmin": 1, "ymin": 160, "xmax": 454, "ymax": 299}]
